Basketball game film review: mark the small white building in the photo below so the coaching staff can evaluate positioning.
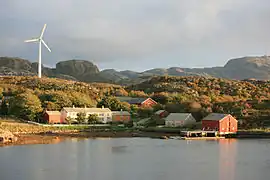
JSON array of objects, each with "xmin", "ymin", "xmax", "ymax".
[
  {"xmin": 61, "ymin": 106, "xmax": 112, "ymax": 123},
  {"xmin": 165, "ymin": 113, "xmax": 196, "ymax": 127}
]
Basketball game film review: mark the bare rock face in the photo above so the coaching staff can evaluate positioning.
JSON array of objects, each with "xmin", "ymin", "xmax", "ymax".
[{"xmin": 0, "ymin": 129, "xmax": 18, "ymax": 143}]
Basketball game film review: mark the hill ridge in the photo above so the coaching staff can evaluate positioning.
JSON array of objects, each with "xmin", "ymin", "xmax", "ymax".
[{"xmin": 0, "ymin": 56, "xmax": 269, "ymax": 84}]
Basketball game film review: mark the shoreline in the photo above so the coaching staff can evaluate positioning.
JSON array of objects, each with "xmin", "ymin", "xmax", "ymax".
[
  {"xmin": 0, "ymin": 131, "xmax": 173, "ymax": 147},
  {"xmin": 2, "ymin": 129, "xmax": 270, "ymax": 147}
]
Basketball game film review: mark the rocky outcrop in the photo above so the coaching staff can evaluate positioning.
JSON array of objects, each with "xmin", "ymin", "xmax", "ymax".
[
  {"xmin": 0, "ymin": 56, "xmax": 269, "ymax": 84},
  {"xmin": 0, "ymin": 129, "xmax": 17, "ymax": 143},
  {"xmin": 55, "ymin": 60, "xmax": 100, "ymax": 82}
]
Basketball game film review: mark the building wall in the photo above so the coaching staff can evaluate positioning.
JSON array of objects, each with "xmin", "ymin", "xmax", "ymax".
[
  {"xmin": 112, "ymin": 115, "xmax": 130, "ymax": 122},
  {"xmin": 184, "ymin": 115, "xmax": 197, "ymax": 126},
  {"xmin": 219, "ymin": 116, "xmax": 238, "ymax": 133},
  {"xmin": 165, "ymin": 120, "xmax": 185, "ymax": 127},
  {"xmin": 202, "ymin": 120, "xmax": 219, "ymax": 130},
  {"xmin": 229, "ymin": 116, "xmax": 238, "ymax": 132},
  {"xmin": 202, "ymin": 115, "xmax": 238, "ymax": 133},
  {"xmin": 141, "ymin": 98, "xmax": 157, "ymax": 107},
  {"xmin": 60, "ymin": 110, "xmax": 68, "ymax": 123},
  {"xmin": 165, "ymin": 115, "xmax": 196, "ymax": 127},
  {"xmin": 219, "ymin": 117, "xmax": 229, "ymax": 133},
  {"xmin": 61, "ymin": 109, "xmax": 112, "ymax": 123},
  {"xmin": 44, "ymin": 114, "xmax": 61, "ymax": 124}
]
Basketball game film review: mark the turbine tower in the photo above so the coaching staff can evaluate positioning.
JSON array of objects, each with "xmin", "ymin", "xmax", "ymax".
[{"xmin": 24, "ymin": 24, "xmax": 51, "ymax": 78}]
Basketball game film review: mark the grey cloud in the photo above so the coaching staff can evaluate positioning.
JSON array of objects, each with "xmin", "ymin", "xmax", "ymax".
[{"xmin": 1, "ymin": 0, "xmax": 270, "ymax": 70}]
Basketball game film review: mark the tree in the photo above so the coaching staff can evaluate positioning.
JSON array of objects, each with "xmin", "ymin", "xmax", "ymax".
[
  {"xmin": 165, "ymin": 103, "xmax": 186, "ymax": 113},
  {"xmin": 97, "ymin": 96, "xmax": 129, "ymax": 111},
  {"xmin": 65, "ymin": 117, "xmax": 72, "ymax": 125},
  {"xmin": 130, "ymin": 104, "xmax": 138, "ymax": 117},
  {"xmin": 76, "ymin": 112, "xmax": 86, "ymax": 124},
  {"xmin": 39, "ymin": 91, "xmax": 73, "ymax": 110},
  {"xmin": 151, "ymin": 92, "xmax": 170, "ymax": 104},
  {"xmin": 137, "ymin": 107, "xmax": 154, "ymax": 118},
  {"xmin": 188, "ymin": 101, "xmax": 202, "ymax": 112},
  {"xmin": 115, "ymin": 89, "xmax": 128, "ymax": 96},
  {"xmin": 0, "ymin": 101, "xmax": 9, "ymax": 115},
  {"xmin": 152, "ymin": 103, "xmax": 164, "ymax": 112},
  {"xmin": 88, "ymin": 114, "xmax": 99, "ymax": 124},
  {"xmin": 128, "ymin": 90, "xmax": 148, "ymax": 97},
  {"xmin": 120, "ymin": 102, "xmax": 131, "ymax": 111},
  {"xmin": 44, "ymin": 101, "xmax": 58, "ymax": 110},
  {"xmin": 9, "ymin": 92, "xmax": 42, "ymax": 121},
  {"xmin": 69, "ymin": 92, "xmax": 95, "ymax": 107},
  {"xmin": 0, "ymin": 87, "xmax": 3, "ymax": 99}
]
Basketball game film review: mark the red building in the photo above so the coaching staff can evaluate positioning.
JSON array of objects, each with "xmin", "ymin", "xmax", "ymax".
[
  {"xmin": 117, "ymin": 97, "xmax": 157, "ymax": 107},
  {"xmin": 44, "ymin": 111, "xmax": 62, "ymax": 124},
  {"xmin": 202, "ymin": 113, "xmax": 238, "ymax": 134},
  {"xmin": 112, "ymin": 111, "xmax": 131, "ymax": 122}
]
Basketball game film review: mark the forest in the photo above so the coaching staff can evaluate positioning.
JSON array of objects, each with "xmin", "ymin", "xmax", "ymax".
[{"xmin": 0, "ymin": 76, "xmax": 269, "ymax": 128}]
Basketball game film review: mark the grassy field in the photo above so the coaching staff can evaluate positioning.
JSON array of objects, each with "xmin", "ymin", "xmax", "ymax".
[
  {"xmin": 0, "ymin": 118, "xmax": 86, "ymax": 134},
  {"xmin": 0, "ymin": 118, "xmax": 135, "ymax": 134}
]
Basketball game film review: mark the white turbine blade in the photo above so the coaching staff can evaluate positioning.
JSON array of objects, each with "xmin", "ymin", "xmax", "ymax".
[
  {"xmin": 40, "ymin": 24, "xmax": 47, "ymax": 38},
  {"xmin": 24, "ymin": 38, "xmax": 39, "ymax": 43},
  {"xmin": 41, "ymin": 39, "xmax": 51, "ymax": 52}
]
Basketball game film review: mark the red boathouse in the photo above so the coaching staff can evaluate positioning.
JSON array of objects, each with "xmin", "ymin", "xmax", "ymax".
[
  {"xmin": 44, "ymin": 111, "xmax": 62, "ymax": 124},
  {"xmin": 202, "ymin": 113, "xmax": 238, "ymax": 134}
]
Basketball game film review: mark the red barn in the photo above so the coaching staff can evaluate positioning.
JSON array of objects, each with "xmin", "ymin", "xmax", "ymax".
[
  {"xmin": 202, "ymin": 113, "xmax": 238, "ymax": 134},
  {"xmin": 117, "ymin": 97, "xmax": 157, "ymax": 107},
  {"xmin": 44, "ymin": 111, "xmax": 62, "ymax": 124}
]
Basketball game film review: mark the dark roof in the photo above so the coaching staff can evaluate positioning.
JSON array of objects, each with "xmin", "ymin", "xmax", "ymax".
[
  {"xmin": 202, "ymin": 113, "xmax": 229, "ymax": 121},
  {"xmin": 165, "ymin": 113, "xmax": 193, "ymax": 121},
  {"xmin": 116, "ymin": 96, "xmax": 148, "ymax": 104}
]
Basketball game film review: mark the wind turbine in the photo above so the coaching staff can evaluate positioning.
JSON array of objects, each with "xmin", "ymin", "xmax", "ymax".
[{"xmin": 24, "ymin": 24, "xmax": 51, "ymax": 78}]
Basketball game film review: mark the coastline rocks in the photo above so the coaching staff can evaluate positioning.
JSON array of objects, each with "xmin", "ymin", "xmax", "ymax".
[{"xmin": 0, "ymin": 129, "xmax": 18, "ymax": 143}]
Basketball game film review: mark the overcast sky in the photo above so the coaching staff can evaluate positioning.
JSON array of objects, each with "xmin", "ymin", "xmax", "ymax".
[{"xmin": 1, "ymin": 0, "xmax": 270, "ymax": 71}]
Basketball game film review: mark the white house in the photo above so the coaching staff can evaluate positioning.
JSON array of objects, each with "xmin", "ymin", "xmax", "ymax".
[
  {"xmin": 165, "ymin": 113, "xmax": 196, "ymax": 127},
  {"xmin": 60, "ymin": 106, "xmax": 112, "ymax": 123}
]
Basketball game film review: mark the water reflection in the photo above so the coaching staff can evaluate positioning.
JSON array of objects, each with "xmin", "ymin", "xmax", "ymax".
[
  {"xmin": 1, "ymin": 138, "xmax": 270, "ymax": 180},
  {"xmin": 218, "ymin": 139, "xmax": 237, "ymax": 180}
]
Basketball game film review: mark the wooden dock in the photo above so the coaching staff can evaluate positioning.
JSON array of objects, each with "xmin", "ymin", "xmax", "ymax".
[
  {"xmin": 181, "ymin": 130, "xmax": 218, "ymax": 137},
  {"xmin": 180, "ymin": 136, "xmax": 225, "ymax": 140}
]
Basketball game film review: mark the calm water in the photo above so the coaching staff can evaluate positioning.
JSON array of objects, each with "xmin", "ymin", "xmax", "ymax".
[{"xmin": 1, "ymin": 138, "xmax": 270, "ymax": 180}]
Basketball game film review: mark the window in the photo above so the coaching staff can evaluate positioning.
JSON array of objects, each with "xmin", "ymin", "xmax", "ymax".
[{"xmin": 99, "ymin": 113, "xmax": 104, "ymax": 116}]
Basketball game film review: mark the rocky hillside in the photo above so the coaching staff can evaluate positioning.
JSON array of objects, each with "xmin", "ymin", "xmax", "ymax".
[
  {"xmin": 0, "ymin": 56, "xmax": 270, "ymax": 84},
  {"xmin": 127, "ymin": 76, "xmax": 270, "ymax": 98}
]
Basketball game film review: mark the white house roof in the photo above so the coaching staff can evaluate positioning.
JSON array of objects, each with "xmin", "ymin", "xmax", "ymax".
[
  {"xmin": 62, "ymin": 107, "xmax": 111, "ymax": 113},
  {"xmin": 165, "ymin": 113, "xmax": 192, "ymax": 121},
  {"xmin": 112, "ymin": 111, "xmax": 130, "ymax": 115},
  {"xmin": 202, "ymin": 113, "xmax": 229, "ymax": 121}
]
